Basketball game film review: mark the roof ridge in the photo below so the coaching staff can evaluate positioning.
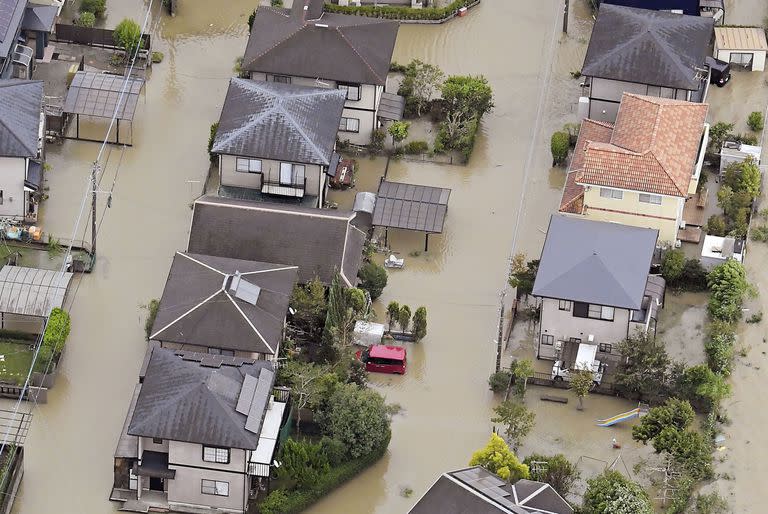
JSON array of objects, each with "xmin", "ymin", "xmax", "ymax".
[
  {"xmin": 150, "ymin": 289, "xmax": 225, "ymax": 340},
  {"xmin": 224, "ymin": 290, "xmax": 273, "ymax": 354},
  {"xmin": 583, "ymin": 19, "xmax": 653, "ymax": 77},
  {"xmin": 647, "ymin": 148, "xmax": 687, "ymax": 196},
  {"xmin": 244, "ymin": 20, "xmax": 306, "ymax": 69},
  {"xmin": 277, "ymin": 106, "xmax": 331, "ymax": 164},
  {"xmin": 336, "ymin": 25, "xmax": 386, "ymax": 85}
]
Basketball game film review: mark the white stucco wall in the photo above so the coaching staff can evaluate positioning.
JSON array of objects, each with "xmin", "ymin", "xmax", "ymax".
[
  {"xmin": 588, "ymin": 77, "xmax": 689, "ymax": 122},
  {"xmin": 714, "ymin": 48, "xmax": 767, "ymax": 72},
  {"xmin": 219, "ymin": 154, "xmax": 324, "ymax": 202}
]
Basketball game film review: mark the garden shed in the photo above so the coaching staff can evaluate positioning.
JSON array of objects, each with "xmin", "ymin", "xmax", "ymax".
[
  {"xmin": 0, "ymin": 266, "xmax": 72, "ymax": 332},
  {"xmin": 714, "ymin": 27, "xmax": 768, "ymax": 71}
]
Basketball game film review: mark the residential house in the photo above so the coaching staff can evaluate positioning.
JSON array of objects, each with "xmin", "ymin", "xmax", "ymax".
[
  {"xmin": 598, "ymin": 0, "xmax": 723, "ymax": 19},
  {"xmin": 409, "ymin": 466, "xmax": 573, "ymax": 514},
  {"xmin": 111, "ymin": 348, "xmax": 289, "ymax": 514},
  {"xmin": 580, "ymin": 4, "xmax": 713, "ymax": 122},
  {"xmin": 532, "ymin": 215, "xmax": 664, "ymax": 362},
  {"xmin": 187, "ymin": 195, "xmax": 366, "ymax": 286},
  {"xmin": 0, "ymin": 0, "xmax": 36, "ymax": 79},
  {"xmin": 0, "ymin": 79, "xmax": 44, "ymax": 222},
  {"xmin": 241, "ymin": 0, "xmax": 400, "ymax": 146},
  {"xmin": 149, "ymin": 252, "xmax": 298, "ymax": 361},
  {"xmin": 560, "ymin": 93, "xmax": 709, "ymax": 244},
  {"xmin": 211, "ymin": 79, "xmax": 346, "ymax": 208}
]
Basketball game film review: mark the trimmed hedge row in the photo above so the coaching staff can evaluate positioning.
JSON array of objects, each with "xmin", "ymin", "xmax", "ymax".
[
  {"xmin": 259, "ymin": 433, "xmax": 390, "ymax": 514},
  {"xmin": 324, "ymin": 0, "xmax": 477, "ymax": 21}
]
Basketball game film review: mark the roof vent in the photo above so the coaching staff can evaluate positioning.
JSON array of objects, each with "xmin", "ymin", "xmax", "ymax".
[
  {"xmin": 315, "ymin": 23, "xmax": 328, "ymax": 28},
  {"xmin": 303, "ymin": 4, "xmax": 308, "ymax": 10},
  {"xmin": 229, "ymin": 271, "xmax": 261, "ymax": 306}
]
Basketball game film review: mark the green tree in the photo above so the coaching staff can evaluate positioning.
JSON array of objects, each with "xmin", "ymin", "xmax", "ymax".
[
  {"xmin": 144, "ymin": 299, "xmax": 159, "ymax": 341},
  {"xmin": 738, "ymin": 156, "xmax": 762, "ymax": 198},
  {"xmin": 441, "ymin": 75, "xmax": 494, "ymax": 118},
  {"xmin": 358, "ymin": 262, "xmax": 388, "ymax": 300},
  {"xmin": 412, "ymin": 306, "xmax": 427, "ymax": 341},
  {"xmin": 398, "ymin": 59, "xmax": 444, "ymax": 117},
  {"xmin": 280, "ymin": 360, "xmax": 331, "ymax": 434},
  {"xmin": 676, "ymin": 364, "xmax": 731, "ymax": 412},
  {"xmin": 632, "ymin": 398, "xmax": 694, "ymax": 444},
  {"xmin": 290, "ymin": 278, "xmax": 328, "ymax": 341},
  {"xmin": 77, "ymin": 11, "xmax": 96, "ymax": 27},
  {"xmin": 44, "ymin": 307, "xmax": 71, "ymax": 354},
  {"xmin": 704, "ymin": 321, "xmax": 735, "ymax": 375},
  {"xmin": 569, "ymin": 367, "xmax": 594, "ymax": 410},
  {"xmin": 583, "ymin": 470, "xmax": 653, "ymax": 514},
  {"xmin": 615, "ymin": 331, "xmax": 670, "ymax": 399},
  {"xmin": 113, "ymin": 19, "xmax": 143, "ymax": 60},
  {"xmin": 523, "ymin": 454, "xmax": 579, "ymax": 499},
  {"xmin": 512, "ymin": 359, "xmax": 534, "ymax": 395},
  {"xmin": 491, "ymin": 400, "xmax": 535, "ymax": 451},
  {"xmin": 325, "ymin": 273, "xmax": 357, "ymax": 351},
  {"xmin": 705, "ymin": 215, "xmax": 726, "ymax": 236},
  {"xmin": 707, "ymin": 259, "xmax": 749, "ymax": 323},
  {"xmin": 508, "ymin": 253, "xmax": 539, "ymax": 297},
  {"xmin": 551, "ymin": 131, "xmax": 569, "ymax": 165},
  {"xmin": 388, "ymin": 121, "xmax": 410, "ymax": 146},
  {"xmin": 277, "ymin": 438, "xmax": 329, "ymax": 488},
  {"xmin": 398, "ymin": 305, "xmax": 412, "ymax": 332},
  {"xmin": 207, "ymin": 122, "xmax": 219, "ymax": 163},
  {"xmin": 316, "ymin": 383, "xmax": 391, "ymax": 459},
  {"xmin": 386, "ymin": 301, "xmax": 400, "ymax": 328},
  {"xmin": 80, "ymin": 0, "xmax": 106, "ymax": 17},
  {"xmin": 747, "ymin": 111, "xmax": 764, "ymax": 131},
  {"xmin": 469, "ymin": 433, "xmax": 529, "ymax": 482},
  {"xmin": 661, "ymin": 249, "xmax": 685, "ymax": 283},
  {"xmin": 707, "ymin": 121, "xmax": 734, "ymax": 153},
  {"xmin": 652, "ymin": 427, "xmax": 713, "ymax": 479}
]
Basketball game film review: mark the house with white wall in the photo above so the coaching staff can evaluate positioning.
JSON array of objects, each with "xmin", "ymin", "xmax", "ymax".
[
  {"xmin": 241, "ymin": 0, "xmax": 400, "ymax": 146},
  {"xmin": 0, "ymin": 79, "xmax": 45, "ymax": 222},
  {"xmin": 580, "ymin": 4, "xmax": 713, "ymax": 122},
  {"xmin": 111, "ymin": 348, "xmax": 289, "ymax": 514},
  {"xmin": 560, "ymin": 93, "xmax": 709, "ymax": 245},
  {"xmin": 211, "ymin": 79, "xmax": 346, "ymax": 208},
  {"xmin": 532, "ymin": 215, "xmax": 665, "ymax": 363},
  {"xmin": 149, "ymin": 252, "xmax": 298, "ymax": 361}
]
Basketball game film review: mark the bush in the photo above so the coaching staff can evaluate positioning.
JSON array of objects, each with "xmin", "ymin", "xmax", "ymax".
[
  {"xmin": 113, "ymin": 18, "xmax": 143, "ymax": 59},
  {"xmin": 550, "ymin": 131, "xmax": 569, "ymax": 165},
  {"xmin": 747, "ymin": 111, "xmax": 764, "ymax": 132},
  {"xmin": 750, "ymin": 225, "xmax": 768, "ymax": 242},
  {"xmin": 151, "ymin": 51, "xmax": 164, "ymax": 64},
  {"xmin": 403, "ymin": 140, "xmax": 429, "ymax": 154},
  {"xmin": 707, "ymin": 259, "xmax": 749, "ymax": 323},
  {"xmin": 357, "ymin": 262, "xmax": 387, "ymax": 300},
  {"xmin": 676, "ymin": 364, "xmax": 730, "ymax": 412},
  {"xmin": 44, "ymin": 308, "xmax": 71, "ymax": 354},
  {"xmin": 33, "ymin": 344, "xmax": 54, "ymax": 374},
  {"xmin": 76, "ymin": 12, "xmax": 96, "ymax": 27},
  {"xmin": 319, "ymin": 437, "xmax": 346, "ymax": 467},
  {"xmin": 469, "ymin": 433, "xmax": 529, "ymax": 482},
  {"xmin": 523, "ymin": 454, "xmax": 579, "ymax": 499},
  {"xmin": 488, "ymin": 370, "xmax": 511, "ymax": 393},
  {"xmin": 704, "ymin": 322, "xmax": 735, "ymax": 375},
  {"xmin": 278, "ymin": 438, "xmax": 330, "ymax": 489},
  {"xmin": 705, "ymin": 215, "xmax": 726, "ymax": 236},
  {"xmin": 369, "ymin": 128, "xmax": 386, "ymax": 153},
  {"xmin": 271, "ymin": 0, "xmax": 284, "ymax": 6},
  {"xmin": 583, "ymin": 470, "xmax": 653, "ymax": 514},
  {"xmin": 661, "ymin": 249, "xmax": 685, "ymax": 283},
  {"xmin": 207, "ymin": 122, "xmax": 219, "ymax": 163},
  {"xmin": 144, "ymin": 299, "xmax": 159, "ymax": 341},
  {"xmin": 679, "ymin": 259, "xmax": 709, "ymax": 291},
  {"xmin": 80, "ymin": 0, "xmax": 106, "ymax": 17}
]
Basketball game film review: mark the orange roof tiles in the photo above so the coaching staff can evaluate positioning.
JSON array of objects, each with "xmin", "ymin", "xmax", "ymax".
[{"xmin": 559, "ymin": 119, "xmax": 614, "ymax": 213}]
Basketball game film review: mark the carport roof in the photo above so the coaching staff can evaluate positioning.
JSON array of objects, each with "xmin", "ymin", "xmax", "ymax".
[
  {"xmin": 372, "ymin": 180, "xmax": 450, "ymax": 233},
  {"xmin": 63, "ymin": 72, "xmax": 144, "ymax": 120},
  {"xmin": 0, "ymin": 266, "xmax": 72, "ymax": 317}
]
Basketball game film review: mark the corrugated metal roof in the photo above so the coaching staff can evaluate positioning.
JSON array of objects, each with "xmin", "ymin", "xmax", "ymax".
[
  {"xmin": 63, "ymin": 72, "xmax": 144, "ymax": 120},
  {"xmin": 715, "ymin": 27, "xmax": 768, "ymax": 51},
  {"xmin": 372, "ymin": 180, "xmax": 451, "ymax": 233},
  {"xmin": 0, "ymin": 266, "xmax": 72, "ymax": 317},
  {"xmin": 378, "ymin": 92, "xmax": 405, "ymax": 121}
]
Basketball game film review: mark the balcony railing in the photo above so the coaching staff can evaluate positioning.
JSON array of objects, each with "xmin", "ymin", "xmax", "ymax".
[{"xmin": 261, "ymin": 178, "xmax": 306, "ymax": 198}]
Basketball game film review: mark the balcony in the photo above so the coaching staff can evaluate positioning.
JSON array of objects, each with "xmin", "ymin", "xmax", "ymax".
[{"xmin": 261, "ymin": 178, "xmax": 306, "ymax": 199}]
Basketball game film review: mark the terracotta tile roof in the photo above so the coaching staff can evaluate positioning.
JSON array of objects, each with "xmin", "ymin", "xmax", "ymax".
[
  {"xmin": 559, "ymin": 119, "xmax": 613, "ymax": 213},
  {"xmin": 577, "ymin": 94, "xmax": 708, "ymax": 197}
]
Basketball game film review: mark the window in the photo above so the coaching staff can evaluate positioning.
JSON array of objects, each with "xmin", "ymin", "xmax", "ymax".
[
  {"xmin": 573, "ymin": 302, "xmax": 614, "ymax": 321},
  {"xmin": 207, "ymin": 348, "xmax": 235, "ymax": 356},
  {"xmin": 236, "ymin": 158, "xmax": 262, "ymax": 174},
  {"xmin": 339, "ymin": 117, "xmax": 360, "ymax": 133},
  {"xmin": 729, "ymin": 53, "xmax": 754, "ymax": 68},
  {"xmin": 588, "ymin": 304, "xmax": 602, "ymax": 318},
  {"xmin": 558, "ymin": 300, "xmax": 571, "ymax": 311},
  {"xmin": 271, "ymin": 75, "xmax": 291, "ymax": 84},
  {"xmin": 337, "ymin": 83, "xmax": 361, "ymax": 101},
  {"xmin": 129, "ymin": 469, "xmax": 138, "ymax": 491},
  {"xmin": 598, "ymin": 343, "xmax": 613, "ymax": 353},
  {"xmin": 202, "ymin": 446, "xmax": 230, "ymax": 464},
  {"xmin": 646, "ymin": 85, "xmax": 661, "ymax": 96},
  {"xmin": 201, "ymin": 479, "xmax": 229, "ymax": 497},
  {"xmin": 600, "ymin": 306, "xmax": 615, "ymax": 321},
  {"xmin": 152, "ymin": 438, "xmax": 163, "ymax": 444},
  {"xmin": 0, "ymin": 190, "xmax": 4, "ymax": 205},
  {"xmin": 568, "ymin": 337, "xmax": 582, "ymax": 343},
  {"xmin": 599, "ymin": 188, "xmax": 622, "ymax": 200},
  {"xmin": 541, "ymin": 334, "xmax": 554, "ymax": 346},
  {"xmin": 639, "ymin": 193, "xmax": 662, "ymax": 205},
  {"xmin": 279, "ymin": 163, "xmax": 306, "ymax": 186}
]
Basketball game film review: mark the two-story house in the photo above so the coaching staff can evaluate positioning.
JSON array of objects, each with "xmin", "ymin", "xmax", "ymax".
[
  {"xmin": 111, "ymin": 348, "xmax": 289, "ymax": 514},
  {"xmin": 532, "ymin": 215, "xmax": 665, "ymax": 363},
  {"xmin": 0, "ymin": 79, "xmax": 44, "ymax": 222},
  {"xmin": 560, "ymin": 93, "xmax": 709, "ymax": 245},
  {"xmin": 241, "ymin": 0, "xmax": 400, "ymax": 146},
  {"xmin": 211, "ymin": 79, "xmax": 346, "ymax": 208},
  {"xmin": 580, "ymin": 4, "xmax": 713, "ymax": 122},
  {"xmin": 149, "ymin": 252, "xmax": 298, "ymax": 361}
]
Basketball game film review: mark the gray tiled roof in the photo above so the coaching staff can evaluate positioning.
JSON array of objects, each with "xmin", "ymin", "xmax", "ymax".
[
  {"xmin": 582, "ymin": 4, "xmax": 713, "ymax": 90},
  {"xmin": 0, "ymin": 80, "xmax": 42, "ymax": 158},
  {"xmin": 532, "ymin": 215, "xmax": 658, "ymax": 310},
  {"xmin": 22, "ymin": 4, "xmax": 58, "ymax": 33},
  {"xmin": 0, "ymin": 0, "xmax": 25, "ymax": 59},
  {"xmin": 127, "ymin": 348, "xmax": 275, "ymax": 449},
  {"xmin": 242, "ymin": 5, "xmax": 398, "ymax": 86},
  {"xmin": 150, "ymin": 253, "xmax": 298, "ymax": 356},
  {"xmin": 188, "ymin": 196, "xmax": 366, "ymax": 286},
  {"xmin": 63, "ymin": 72, "xmax": 144, "ymax": 120},
  {"xmin": 212, "ymin": 79, "xmax": 345, "ymax": 165}
]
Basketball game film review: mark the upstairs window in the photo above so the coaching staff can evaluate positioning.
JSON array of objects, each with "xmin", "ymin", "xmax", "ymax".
[
  {"xmin": 639, "ymin": 193, "xmax": 662, "ymax": 205},
  {"xmin": 339, "ymin": 117, "xmax": 360, "ymax": 133},
  {"xmin": 202, "ymin": 446, "xmax": 230, "ymax": 464},
  {"xmin": 599, "ymin": 188, "xmax": 623, "ymax": 200},
  {"xmin": 271, "ymin": 75, "xmax": 291, "ymax": 84},
  {"xmin": 236, "ymin": 158, "xmax": 262, "ymax": 174},
  {"xmin": 573, "ymin": 302, "xmax": 614, "ymax": 321},
  {"xmin": 201, "ymin": 479, "xmax": 229, "ymax": 497},
  {"xmin": 337, "ymin": 83, "xmax": 361, "ymax": 101}
]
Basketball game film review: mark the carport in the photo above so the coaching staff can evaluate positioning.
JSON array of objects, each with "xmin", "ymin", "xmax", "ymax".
[
  {"xmin": 0, "ymin": 266, "xmax": 73, "ymax": 331},
  {"xmin": 714, "ymin": 27, "xmax": 768, "ymax": 72}
]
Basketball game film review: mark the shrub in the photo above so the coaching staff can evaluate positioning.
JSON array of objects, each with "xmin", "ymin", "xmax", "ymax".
[
  {"xmin": 33, "ymin": 344, "xmax": 54, "ymax": 374},
  {"xmin": 676, "ymin": 364, "xmax": 730, "ymax": 412},
  {"xmin": 488, "ymin": 370, "xmax": 511, "ymax": 393},
  {"xmin": 632, "ymin": 398, "xmax": 695, "ymax": 443},
  {"xmin": 324, "ymin": 0, "xmax": 477, "ymax": 21},
  {"xmin": 357, "ymin": 262, "xmax": 387, "ymax": 300},
  {"xmin": 661, "ymin": 249, "xmax": 685, "ymax": 283},
  {"xmin": 550, "ymin": 131, "xmax": 569, "ymax": 165},
  {"xmin": 144, "ymin": 299, "xmax": 159, "ymax": 341},
  {"xmin": 319, "ymin": 437, "xmax": 346, "ymax": 467},
  {"xmin": 679, "ymin": 259, "xmax": 708, "ymax": 291},
  {"xmin": 412, "ymin": 306, "xmax": 427, "ymax": 341},
  {"xmin": 80, "ymin": 0, "xmax": 106, "ymax": 17},
  {"xmin": 747, "ymin": 111, "xmax": 764, "ymax": 132},
  {"xmin": 583, "ymin": 470, "xmax": 653, "ymax": 514},
  {"xmin": 271, "ymin": 0, "xmax": 283, "ymax": 6},
  {"xmin": 695, "ymin": 492, "xmax": 729, "ymax": 514},
  {"xmin": 151, "ymin": 51, "xmax": 163, "ymax": 64},
  {"xmin": 704, "ymin": 322, "xmax": 735, "ymax": 375},
  {"xmin": 469, "ymin": 433, "xmax": 529, "ymax": 482},
  {"xmin": 278, "ymin": 438, "xmax": 330, "ymax": 488},
  {"xmin": 397, "ymin": 305, "xmax": 411, "ymax": 332},
  {"xmin": 207, "ymin": 122, "xmax": 219, "ymax": 163},
  {"xmin": 247, "ymin": 10, "xmax": 256, "ymax": 30},
  {"xmin": 44, "ymin": 308, "xmax": 71, "ymax": 354},
  {"xmin": 523, "ymin": 454, "xmax": 579, "ymax": 499},
  {"xmin": 369, "ymin": 128, "xmax": 386, "ymax": 153},
  {"xmin": 705, "ymin": 215, "xmax": 726, "ymax": 236},
  {"xmin": 388, "ymin": 121, "xmax": 410, "ymax": 146},
  {"xmin": 113, "ymin": 19, "xmax": 143, "ymax": 59},
  {"xmin": 403, "ymin": 140, "xmax": 429, "ymax": 154},
  {"xmin": 750, "ymin": 225, "xmax": 768, "ymax": 242},
  {"xmin": 76, "ymin": 12, "xmax": 96, "ymax": 27},
  {"xmin": 707, "ymin": 259, "xmax": 749, "ymax": 323}
]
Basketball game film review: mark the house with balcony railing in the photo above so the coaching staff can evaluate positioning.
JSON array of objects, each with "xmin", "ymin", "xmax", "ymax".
[{"xmin": 211, "ymin": 78, "xmax": 346, "ymax": 209}]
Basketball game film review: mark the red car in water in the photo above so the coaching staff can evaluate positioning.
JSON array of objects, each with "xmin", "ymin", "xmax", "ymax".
[{"xmin": 356, "ymin": 345, "xmax": 407, "ymax": 375}]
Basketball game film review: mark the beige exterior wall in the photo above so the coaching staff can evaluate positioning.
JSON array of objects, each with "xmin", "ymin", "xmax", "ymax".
[
  {"xmin": 158, "ymin": 341, "xmax": 272, "ymax": 361},
  {"xmin": 714, "ymin": 47, "xmax": 767, "ymax": 72},
  {"xmin": 219, "ymin": 154, "xmax": 324, "ymax": 201},
  {"xmin": 0, "ymin": 157, "xmax": 28, "ymax": 218},
  {"xmin": 688, "ymin": 123, "xmax": 709, "ymax": 195},
  {"xmin": 588, "ymin": 77, "xmax": 689, "ymax": 122},
  {"xmin": 141, "ymin": 436, "xmax": 169, "ymax": 453},
  {"xmin": 538, "ymin": 298, "xmax": 632, "ymax": 360},
  {"xmin": 582, "ymin": 186, "xmax": 682, "ymax": 244}
]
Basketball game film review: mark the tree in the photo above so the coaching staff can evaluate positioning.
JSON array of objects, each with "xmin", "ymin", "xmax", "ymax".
[
  {"xmin": 511, "ymin": 359, "xmax": 534, "ymax": 395},
  {"xmin": 707, "ymin": 259, "xmax": 749, "ymax": 323},
  {"xmin": 652, "ymin": 427, "xmax": 713, "ymax": 479},
  {"xmin": 523, "ymin": 454, "xmax": 579, "ymax": 499},
  {"xmin": 290, "ymin": 278, "xmax": 328, "ymax": 342},
  {"xmin": 569, "ymin": 367, "xmax": 593, "ymax": 410},
  {"xmin": 412, "ymin": 306, "xmax": 427, "ymax": 341},
  {"xmin": 661, "ymin": 249, "xmax": 685, "ymax": 283},
  {"xmin": 279, "ymin": 361, "xmax": 331, "ymax": 434},
  {"xmin": 398, "ymin": 59, "xmax": 444, "ymax": 117},
  {"xmin": 632, "ymin": 398, "xmax": 694, "ymax": 444},
  {"xmin": 441, "ymin": 75, "xmax": 494, "ymax": 119},
  {"xmin": 386, "ymin": 301, "xmax": 400, "ymax": 328},
  {"xmin": 469, "ymin": 433, "xmax": 529, "ymax": 482},
  {"xmin": 113, "ymin": 19, "xmax": 143, "ymax": 60},
  {"xmin": 77, "ymin": 11, "xmax": 96, "ymax": 27},
  {"xmin": 705, "ymin": 215, "xmax": 726, "ymax": 236},
  {"xmin": 747, "ymin": 111, "xmax": 764, "ymax": 131},
  {"xmin": 207, "ymin": 122, "xmax": 219, "ymax": 163},
  {"xmin": 388, "ymin": 121, "xmax": 410, "ymax": 146},
  {"xmin": 325, "ymin": 273, "xmax": 357, "ymax": 351},
  {"xmin": 316, "ymin": 382, "xmax": 391, "ymax": 459},
  {"xmin": 707, "ymin": 121, "xmax": 734, "ymax": 153},
  {"xmin": 398, "ymin": 305, "xmax": 412, "ymax": 332},
  {"xmin": 614, "ymin": 331, "xmax": 670, "ymax": 399},
  {"xmin": 551, "ymin": 131, "xmax": 569, "ymax": 165},
  {"xmin": 675, "ymin": 364, "xmax": 730, "ymax": 412},
  {"xmin": 358, "ymin": 262, "xmax": 388, "ymax": 300},
  {"xmin": 738, "ymin": 156, "xmax": 762, "ymax": 199},
  {"xmin": 44, "ymin": 308, "xmax": 71, "ymax": 354},
  {"xmin": 491, "ymin": 400, "xmax": 535, "ymax": 451},
  {"xmin": 80, "ymin": 0, "xmax": 106, "ymax": 17},
  {"xmin": 277, "ymin": 438, "xmax": 329, "ymax": 488},
  {"xmin": 508, "ymin": 253, "xmax": 539, "ymax": 297},
  {"xmin": 583, "ymin": 470, "xmax": 653, "ymax": 514}
]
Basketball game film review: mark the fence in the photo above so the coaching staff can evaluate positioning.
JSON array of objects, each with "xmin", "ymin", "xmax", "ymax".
[
  {"xmin": 52, "ymin": 24, "xmax": 151, "ymax": 51},
  {"xmin": 526, "ymin": 372, "xmax": 618, "ymax": 396}
]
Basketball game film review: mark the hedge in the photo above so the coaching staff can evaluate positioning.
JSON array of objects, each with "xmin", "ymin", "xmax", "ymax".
[
  {"xmin": 43, "ymin": 308, "xmax": 70, "ymax": 354},
  {"xmin": 324, "ymin": 0, "xmax": 477, "ymax": 21},
  {"xmin": 258, "ymin": 432, "xmax": 390, "ymax": 514}
]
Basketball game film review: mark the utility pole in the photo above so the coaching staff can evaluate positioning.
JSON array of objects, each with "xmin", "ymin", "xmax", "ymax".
[
  {"xmin": 563, "ymin": 0, "xmax": 569, "ymax": 34},
  {"xmin": 495, "ymin": 292, "xmax": 505, "ymax": 372},
  {"xmin": 91, "ymin": 162, "xmax": 98, "ymax": 258}
]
